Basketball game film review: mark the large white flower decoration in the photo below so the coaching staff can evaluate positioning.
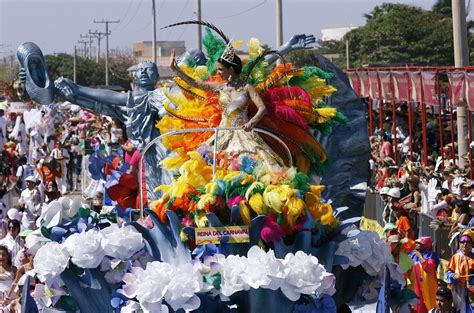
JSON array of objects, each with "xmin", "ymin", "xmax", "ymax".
[
  {"xmin": 64, "ymin": 230, "xmax": 105, "ymax": 268},
  {"xmin": 25, "ymin": 229, "xmax": 51, "ymax": 256},
  {"xmin": 335, "ymin": 226, "xmax": 391, "ymax": 275},
  {"xmin": 36, "ymin": 197, "xmax": 82, "ymax": 229},
  {"xmin": 165, "ymin": 263, "xmax": 203, "ymax": 311},
  {"xmin": 100, "ymin": 224, "xmax": 144, "ymax": 260},
  {"xmin": 215, "ymin": 254, "xmax": 250, "ymax": 297},
  {"xmin": 122, "ymin": 262, "xmax": 174, "ymax": 311},
  {"xmin": 243, "ymin": 246, "xmax": 285, "ymax": 290},
  {"xmin": 280, "ymin": 251, "xmax": 335, "ymax": 301},
  {"xmin": 34, "ymin": 242, "xmax": 69, "ymax": 282}
]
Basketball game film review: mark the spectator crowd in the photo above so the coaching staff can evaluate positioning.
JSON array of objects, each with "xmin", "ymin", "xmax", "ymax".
[
  {"xmin": 0, "ymin": 102, "xmax": 132, "ymax": 311},
  {"xmin": 369, "ymin": 116, "xmax": 474, "ymax": 312}
]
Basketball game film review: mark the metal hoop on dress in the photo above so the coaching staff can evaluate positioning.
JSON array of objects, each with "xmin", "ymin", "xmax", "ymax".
[{"xmin": 138, "ymin": 127, "xmax": 293, "ymax": 218}]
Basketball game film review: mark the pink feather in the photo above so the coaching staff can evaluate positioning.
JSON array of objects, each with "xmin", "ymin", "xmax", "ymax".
[
  {"xmin": 266, "ymin": 86, "xmax": 311, "ymax": 104},
  {"xmin": 260, "ymin": 215, "xmax": 286, "ymax": 243},
  {"xmin": 273, "ymin": 104, "xmax": 309, "ymax": 130}
]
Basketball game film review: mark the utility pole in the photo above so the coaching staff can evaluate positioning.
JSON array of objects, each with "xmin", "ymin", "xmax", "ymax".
[
  {"xmin": 196, "ymin": 0, "xmax": 202, "ymax": 50},
  {"xmin": 94, "ymin": 19, "xmax": 120, "ymax": 86},
  {"xmin": 452, "ymin": 0, "xmax": 470, "ymax": 167},
  {"xmin": 345, "ymin": 39, "xmax": 350, "ymax": 69},
  {"xmin": 73, "ymin": 45, "xmax": 77, "ymax": 83},
  {"xmin": 80, "ymin": 34, "xmax": 94, "ymax": 59},
  {"xmin": 275, "ymin": 0, "xmax": 283, "ymax": 48},
  {"xmin": 152, "ymin": 0, "xmax": 157, "ymax": 65},
  {"xmin": 89, "ymin": 30, "xmax": 107, "ymax": 63},
  {"xmin": 77, "ymin": 40, "xmax": 88, "ymax": 58}
]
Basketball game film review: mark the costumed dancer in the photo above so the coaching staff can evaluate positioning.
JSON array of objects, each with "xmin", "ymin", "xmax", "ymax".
[
  {"xmin": 408, "ymin": 236, "xmax": 440, "ymax": 312},
  {"xmin": 150, "ymin": 21, "xmax": 345, "ymax": 243},
  {"xmin": 446, "ymin": 231, "xmax": 474, "ymax": 312}
]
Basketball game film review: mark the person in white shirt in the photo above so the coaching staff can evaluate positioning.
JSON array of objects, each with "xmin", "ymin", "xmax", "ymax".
[
  {"xmin": 0, "ymin": 220, "xmax": 21, "ymax": 268},
  {"xmin": 14, "ymin": 156, "xmax": 36, "ymax": 191},
  {"xmin": 50, "ymin": 141, "xmax": 69, "ymax": 194},
  {"xmin": 0, "ymin": 110, "xmax": 7, "ymax": 153},
  {"xmin": 18, "ymin": 176, "xmax": 41, "ymax": 230}
]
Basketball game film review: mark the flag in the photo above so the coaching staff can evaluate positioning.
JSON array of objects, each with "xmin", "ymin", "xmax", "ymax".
[
  {"xmin": 421, "ymin": 71, "xmax": 437, "ymax": 106},
  {"xmin": 347, "ymin": 71, "xmax": 361, "ymax": 96},
  {"xmin": 392, "ymin": 71, "xmax": 409, "ymax": 102},
  {"xmin": 379, "ymin": 71, "xmax": 392, "ymax": 101}
]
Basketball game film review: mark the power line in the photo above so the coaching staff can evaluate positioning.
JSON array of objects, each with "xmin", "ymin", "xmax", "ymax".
[
  {"xmin": 135, "ymin": 0, "xmax": 167, "ymax": 31},
  {"xmin": 94, "ymin": 19, "xmax": 120, "ymax": 85},
  {"xmin": 113, "ymin": 0, "xmax": 135, "ymax": 30},
  {"xmin": 202, "ymin": 0, "xmax": 267, "ymax": 19},
  {"xmin": 117, "ymin": 0, "xmax": 144, "ymax": 31},
  {"xmin": 176, "ymin": 11, "xmax": 196, "ymax": 41},
  {"xmin": 165, "ymin": 0, "xmax": 191, "ymax": 40}
]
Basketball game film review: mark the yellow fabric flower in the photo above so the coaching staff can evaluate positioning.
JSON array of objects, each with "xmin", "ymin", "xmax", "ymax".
[
  {"xmin": 247, "ymin": 38, "xmax": 265, "ymax": 59},
  {"xmin": 263, "ymin": 186, "xmax": 283, "ymax": 213},
  {"xmin": 249, "ymin": 193, "xmax": 266, "ymax": 215},
  {"xmin": 197, "ymin": 194, "xmax": 217, "ymax": 211},
  {"xmin": 263, "ymin": 185, "xmax": 295, "ymax": 214},
  {"xmin": 309, "ymin": 185, "xmax": 326, "ymax": 198},
  {"xmin": 160, "ymin": 147, "xmax": 188, "ymax": 170},
  {"xmin": 195, "ymin": 213, "xmax": 208, "ymax": 228},
  {"xmin": 285, "ymin": 197, "xmax": 306, "ymax": 226},
  {"xmin": 204, "ymin": 182, "xmax": 220, "ymax": 195},
  {"xmin": 244, "ymin": 181, "xmax": 265, "ymax": 199},
  {"xmin": 240, "ymin": 174, "xmax": 254, "ymax": 185},
  {"xmin": 239, "ymin": 201, "xmax": 252, "ymax": 226},
  {"xmin": 223, "ymin": 171, "xmax": 243, "ymax": 182}
]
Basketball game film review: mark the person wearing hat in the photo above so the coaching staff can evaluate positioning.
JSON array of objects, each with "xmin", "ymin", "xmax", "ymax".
[
  {"xmin": 18, "ymin": 176, "xmax": 41, "ymax": 231},
  {"xmin": 446, "ymin": 231, "xmax": 474, "ymax": 312},
  {"xmin": 393, "ymin": 202, "xmax": 416, "ymax": 253},
  {"xmin": 408, "ymin": 237, "xmax": 441, "ymax": 312},
  {"xmin": 383, "ymin": 187, "xmax": 401, "ymax": 224},
  {"xmin": 429, "ymin": 286, "xmax": 454, "ymax": 313},
  {"xmin": 386, "ymin": 234, "xmax": 414, "ymax": 274}
]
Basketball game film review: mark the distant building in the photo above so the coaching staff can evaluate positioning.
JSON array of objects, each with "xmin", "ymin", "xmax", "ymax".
[
  {"xmin": 320, "ymin": 26, "xmax": 359, "ymax": 65},
  {"xmin": 321, "ymin": 26, "xmax": 358, "ymax": 42},
  {"xmin": 133, "ymin": 41, "xmax": 186, "ymax": 78}
]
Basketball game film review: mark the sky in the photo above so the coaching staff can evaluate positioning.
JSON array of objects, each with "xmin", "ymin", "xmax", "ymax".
[{"xmin": 1, "ymin": 0, "xmax": 473, "ymax": 58}]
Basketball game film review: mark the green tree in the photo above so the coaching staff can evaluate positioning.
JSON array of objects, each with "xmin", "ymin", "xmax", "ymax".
[
  {"xmin": 285, "ymin": 40, "xmax": 346, "ymax": 68},
  {"xmin": 341, "ymin": 3, "xmax": 457, "ymax": 67},
  {"xmin": 45, "ymin": 54, "xmax": 133, "ymax": 90}
]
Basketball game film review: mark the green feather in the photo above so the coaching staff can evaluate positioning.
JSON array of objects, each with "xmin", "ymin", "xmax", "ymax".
[
  {"xmin": 202, "ymin": 28, "xmax": 226, "ymax": 75},
  {"xmin": 277, "ymin": 212, "xmax": 285, "ymax": 226},
  {"xmin": 292, "ymin": 172, "xmax": 311, "ymax": 193}
]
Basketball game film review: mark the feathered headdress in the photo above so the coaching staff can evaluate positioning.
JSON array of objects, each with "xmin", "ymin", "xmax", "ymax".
[{"xmin": 162, "ymin": 20, "xmax": 234, "ymax": 66}]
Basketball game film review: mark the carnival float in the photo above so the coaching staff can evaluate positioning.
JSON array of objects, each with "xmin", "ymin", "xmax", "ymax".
[{"xmin": 16, "ymin": 21, "xmax": 407, "ymax": 313}]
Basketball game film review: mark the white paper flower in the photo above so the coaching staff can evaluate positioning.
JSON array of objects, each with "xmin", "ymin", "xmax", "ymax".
[
  {"xmin": 215, "ymin": 254, "xmax": 250, "ymax": 297},
  {"xmin": 36, "ymin": 201, "xmax": 63, "ymax": 229},
  {"xmin": 280, "ymin": 251, "xmax": 333, "ymax": 301},
  {"xmin": 100, "ymin": 224, "xmax": 144, "ymax": 260},
  {"xmin": 243, "ymin": 246, "xmax": 285, "ymax": 290},
  {"xmin": 64, "ymin": 230, "xmax": 105, "ymax": 268},
  {"xmin": 361, "ymin": 232, "xmax": 392, "ymax": 275},
  {"xmin": 165, "ymin": 263, "xmax": 202, "ymax": 311},
  {"xmin": 34, "ymin": 242, "xmax": 69, "ymax": 282},
  {"xmin": 25, "ymin": 229, "xmax": 51, "ymax": 256},
  {"xmin": 122, "ymin": 262, "xmax": 174, "ymax": 309},
  {"xmin": 36, "ymin": 197, "xmax": 82, "ymax": 229},
  {"xmin": 335, "ymin": 226, "xmax": 391, "ymax": 276}
]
